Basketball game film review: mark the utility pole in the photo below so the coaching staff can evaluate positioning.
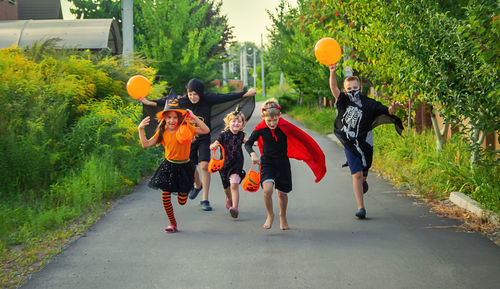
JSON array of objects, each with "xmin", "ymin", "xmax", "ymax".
[
  {"xmin": 239, "ymin": 49, "xmax": 243, "ymax": 83},
  {"xmin": 222, "ymin": 62, "xmax": 227, "ymax": 86},
  {"xmin": 243, "ymin": 43, "xmax": 248, "ymax": 89},
  {"xmin": 121, "ymin": 0, "xmax": 134, "ymax": 63},
  {"xmin": 260, "ymin": 34, "xmax": 265, "ymax": 97},
  {"xmin": 252, "ymin": 47, "xmax": 257, "ymax": 88}
]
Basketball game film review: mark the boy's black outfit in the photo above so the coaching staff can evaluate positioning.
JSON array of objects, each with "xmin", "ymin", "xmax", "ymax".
[{"xmin": 334, "ymin": 91, "xmax": 403, "ymax": 173}]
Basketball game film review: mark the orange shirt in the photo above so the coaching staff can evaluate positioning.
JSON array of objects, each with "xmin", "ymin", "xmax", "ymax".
[{"xmin": 153, "ymin": 125, "xmax": 196, "ymax": 161}]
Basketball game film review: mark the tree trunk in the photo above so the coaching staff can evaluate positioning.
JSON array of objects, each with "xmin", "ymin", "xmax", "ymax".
[
  {"xmin": 469, "ymin": 125, "xmax": 485, "ymax": 167},
  {"xmin": 430, "ymin": 107, "xmax": 449, "ymax": 152}
]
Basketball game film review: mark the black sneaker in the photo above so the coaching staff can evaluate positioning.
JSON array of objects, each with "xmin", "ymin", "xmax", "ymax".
[
  {"xmin": 362, "ymin": 181, "xmax": 369, "ymax": 194},
  {"xmin": 188, "ymin": 186, "xmax": 202, "ymax": 200},
  {"xmin": 355, "ymin": 208, "xmax": 366, "ymax": 219},
  {"xmin": 200, "ymin": 200, "xmax": 212, "ymax": 211}
]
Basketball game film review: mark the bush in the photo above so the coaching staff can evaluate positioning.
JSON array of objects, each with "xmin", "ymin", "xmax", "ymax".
[
  {"xmin": 287, "ymin": 106, "xmax": 499, "ymax": 214},
  {"xmin": 0, "ymin": 46, "xmax": 160, "ymax": 250}
]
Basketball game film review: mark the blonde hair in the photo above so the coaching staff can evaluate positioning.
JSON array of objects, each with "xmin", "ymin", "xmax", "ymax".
[
  {"xmin": 261, "ymin": 98, "xmax": 281, "ymax": 117},
  {"xmin": 343, "ymin": 76, "xmax": 361, "ymax": 88},
  {"xmin": 223, "ymin": 111, "xmax": 246, "ymax": 132}
]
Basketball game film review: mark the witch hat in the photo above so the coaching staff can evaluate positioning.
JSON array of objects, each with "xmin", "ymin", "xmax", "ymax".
[{"xmin": 156, "ymin": 89, "xmax": 187, "ymax": 119}]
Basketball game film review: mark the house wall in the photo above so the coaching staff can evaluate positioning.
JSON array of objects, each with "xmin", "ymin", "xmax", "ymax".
[{"xmin": 0, "ymin": 0, "xmax": 18, "ymax": 20}]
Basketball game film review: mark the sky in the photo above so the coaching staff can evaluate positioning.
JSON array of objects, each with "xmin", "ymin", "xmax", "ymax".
[
  {"xmin": 60, "ymin": 0, "xmax": 297, "ymax": 45},
  {"xmin": 216, "ymin": 0, "xmax": 297, "ymax": 45}
]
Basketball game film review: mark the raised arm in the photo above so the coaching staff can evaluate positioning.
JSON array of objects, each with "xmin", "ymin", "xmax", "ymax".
[
  {"xmin": 329, "ymin": 64, "xmax": 341, "ymax": 101},
  {"xmin": 204, "ymin": 88, "xmax": 255, "ymax": 105},
  {"xmin": 138, "ymin": 116, "xmax": 158, "ymax": 148},
  {"xmin": 138, "ymin": 98, "xmax": 158, "ymax": 107},
  {"xmin": 187, "ymin": 109, "xmax": 210, "ymax": 135}
]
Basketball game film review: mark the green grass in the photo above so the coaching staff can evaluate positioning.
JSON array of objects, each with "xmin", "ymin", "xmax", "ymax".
[
  {"xmin": 286, "ymin": 106, "xmax": 336, "ymax": 136},
  {"xmin": 287, "ymin": 106, "xmax": 500, "ymax": 214}
]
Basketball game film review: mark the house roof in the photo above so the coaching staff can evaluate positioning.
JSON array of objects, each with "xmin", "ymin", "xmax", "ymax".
[
  {"xmin": 0, "ymin": 19, "xmax": 122, "ymax": 54},
  {"xmin": 17, "ymin": 0, "xmax": 63, "ymax": 20}
]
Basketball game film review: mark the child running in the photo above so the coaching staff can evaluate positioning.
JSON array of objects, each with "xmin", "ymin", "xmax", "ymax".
[
  {"xmin": 140, "ymin": 79, "xmax": 256, "ymax": 211},
  {"xmin": 209, "ymin": 105, "xmax": 247, "ymax": 218},
  {"xmin": 138, "ymin": 94, "xmax": 209, "ymax": 233},
  {"xmin": 329, "ymin": 64, "xmax": 403, "ymax": 219},
  {"xmin": 244, "ymin": 99, "xmax": 326, "ymax": 230}
]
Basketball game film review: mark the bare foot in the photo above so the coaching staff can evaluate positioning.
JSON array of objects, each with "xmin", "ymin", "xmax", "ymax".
[
  {"xmin": 263, "ymin": 214, "xmax": 274, "ymax": 229},
  {"xmin": 280, "ymin": 216, "xmax": 289, "ymax": 230}
]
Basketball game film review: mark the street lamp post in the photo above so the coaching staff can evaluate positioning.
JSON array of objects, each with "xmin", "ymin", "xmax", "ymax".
[
  {"xmin": 121, "ymin": 0, "xmax": 133, "ymax": 64},
  {"xmin": 261, "ymin": 34, "xmax": 265, "ymax": 97},
  {"xmin": 243, "ymin": 43, "xmax": 248, "ymax": 89},
  {"xmin": 252, "ymin": 48, "xmax": 257, "ymax": 88}
]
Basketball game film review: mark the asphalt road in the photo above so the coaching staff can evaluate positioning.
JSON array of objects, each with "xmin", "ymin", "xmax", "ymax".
[{"xmin": 21, "ymin": 111, "xmax": 500, "ymax": 289}]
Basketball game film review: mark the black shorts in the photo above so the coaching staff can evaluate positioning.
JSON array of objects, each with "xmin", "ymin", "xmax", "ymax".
[
  {"xmin": 190, "ymin": 137, "xmax": 211, "ymax": 164},
  {"xmin": 260, "ymin": 156, "xmax": 292, "ymax": 193}
]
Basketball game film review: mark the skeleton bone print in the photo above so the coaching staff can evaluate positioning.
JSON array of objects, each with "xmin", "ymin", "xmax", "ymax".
[{"xmin": 341, "ymin": 105, "xmax": 363, "ymax": 140}]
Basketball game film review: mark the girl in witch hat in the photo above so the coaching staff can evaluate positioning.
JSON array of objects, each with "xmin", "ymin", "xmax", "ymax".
[
  {"xmin": 209, "ymin": 105, "xmax": 248, "ymax": 218},
  {"xmin": 138, "ymin": 93, "xmax": 209, "ymax": 233},
  {"xmin": 140, "ymin": 79, "xmax": 256, "ymax": 211}
]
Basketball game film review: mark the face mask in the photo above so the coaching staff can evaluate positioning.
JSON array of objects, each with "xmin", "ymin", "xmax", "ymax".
[{"xmin": 347, "ymin": 89, "xmax": 361, "ymax": 102}]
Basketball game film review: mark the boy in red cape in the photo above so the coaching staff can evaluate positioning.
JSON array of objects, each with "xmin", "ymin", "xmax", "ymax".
[{"xmin": 244, "ymin": 99, "xmax": 326, "ymax": 230}]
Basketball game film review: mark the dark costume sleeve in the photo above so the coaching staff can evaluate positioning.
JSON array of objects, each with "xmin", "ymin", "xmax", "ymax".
[
  {"xmin": 370, "ymin": 101, "xmax": 404, "ymax": 134},
  {"xmin": 204, "ymin": 91, "xmax": 246, "ymax": 105},
  {"xmin": 244, "ymin": 129, "xmax": 261, "ymax": 155},
  {"xmin": 211, "ymin": 95, "xmax": 255, "ymax": 142},
  {"xmin": 142, "ymin": 89, "xmax": 177, "ymax": 139}
]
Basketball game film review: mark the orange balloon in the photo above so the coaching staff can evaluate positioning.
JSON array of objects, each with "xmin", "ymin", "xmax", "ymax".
[
  {"xmin": 126, "ymin": 75, "xmax": 151, "ymax": 99},
  {"xmin": 314, "ymin": 38, "xmax": 342, "ymax": 65}
]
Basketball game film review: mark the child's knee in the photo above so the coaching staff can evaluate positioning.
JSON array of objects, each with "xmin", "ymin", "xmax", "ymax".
[
  {"xmin": 352, "ymin": 171, "xmax": 363, "ymax": 180},
  {"xmin": 199, "ymin": 161, "xmax": 209, "ymax": 171},
  {"xmin": 278, "ymin": 192, "xmax": 288, "ymax": 200}
]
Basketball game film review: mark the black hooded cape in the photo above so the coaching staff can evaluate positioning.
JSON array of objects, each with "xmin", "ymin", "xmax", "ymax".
[{"xmin": 142, "ymin": 79, "xmax": 254, "ymax": 140}]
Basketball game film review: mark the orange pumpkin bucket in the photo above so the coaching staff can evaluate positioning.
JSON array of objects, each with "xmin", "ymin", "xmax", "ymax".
[
  {"xmin": 208, "ymin": 144, "xmax": 225, "ymax": 174},
  {"xmin": 242, "ymin": 163, "xmax": 261, "ymax": 193}
]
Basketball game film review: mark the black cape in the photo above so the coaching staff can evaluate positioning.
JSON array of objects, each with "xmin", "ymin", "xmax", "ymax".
[
  {"xmin": 142, "ymin": 88, "xmax": 255, "ymax": 140},
  {"xmin": 334, "ymin": 92, "xmax": 403, "ymax": 170}
]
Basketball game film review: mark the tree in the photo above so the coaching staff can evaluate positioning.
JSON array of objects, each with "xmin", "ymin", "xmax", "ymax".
[{"xmin": 67, "ymin": 0, "xmax": 234, "ymax": 92}]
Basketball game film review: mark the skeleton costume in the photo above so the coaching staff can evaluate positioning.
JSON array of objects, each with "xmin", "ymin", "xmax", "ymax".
[{"xmin": 334, "ymin": 91, "xmax": 403, "ymax": 174}]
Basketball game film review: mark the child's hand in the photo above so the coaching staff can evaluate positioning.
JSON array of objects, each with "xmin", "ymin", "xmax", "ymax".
[
  {"xmin": 138, "ymin": 116, "xmax": 150, "ymax": 129},
  {"xmin": 329, "ymin": 64, "xmax": 337, "ymax": 72},
  {"xmin": 250, "ymin": 152, "xmax": 260, "ymax": 165},
  {"xmin": 209, "ymin": 141, "xmax": 219, "ymax": 150},
  {"xmin": 243, "ymin": 88, "xmax": 257, "ymax": 97}
]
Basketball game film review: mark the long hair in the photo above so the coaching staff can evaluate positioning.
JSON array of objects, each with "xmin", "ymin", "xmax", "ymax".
[{"xmin": 156, "ymin": 111, "xmax": 185, "ymax": 141}]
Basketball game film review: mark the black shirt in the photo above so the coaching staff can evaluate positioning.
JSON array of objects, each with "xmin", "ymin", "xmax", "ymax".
[{"xmin": 245, "ymin": 126, "xmax": 288, "ymax": 160}]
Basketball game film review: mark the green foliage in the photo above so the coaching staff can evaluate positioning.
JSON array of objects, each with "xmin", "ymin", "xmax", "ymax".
[
  {"xmin": 0, "ymin": 46, "xmax": 160, "ymax": 251},
  {"xmin": 69, "ymin": 0, "xmax": 234, "ymax": 92},
  {"xmin": 287, "ymin": 106, "xmax": 336, "ymax": 136},
  {"xmin": 289, "ymin": 108, "xmax": 499, "ymax": 213},
  {"xmin": 372, "ymin": 126, "xmax": 499, "ymax": 213},
  {"xmin": 267, "ymin": 0, "xmax": 332, "ymax": 105},
  {"xmin": 267, "ymin": 0, "xmax": 499, "ymax": 164},
  {"xmin": 266, "ymin": 83, "xmax": 297, "ymax": 112}
]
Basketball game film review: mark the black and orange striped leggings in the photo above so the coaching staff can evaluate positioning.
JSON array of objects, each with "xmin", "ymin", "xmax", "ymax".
[{"xmin": 162, "ymin": 191, "xmax": 188, "ymax": 226}]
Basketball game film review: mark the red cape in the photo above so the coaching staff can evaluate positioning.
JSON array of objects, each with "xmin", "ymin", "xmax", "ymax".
[{"xmin": 254, "ymin": 118, "xmax": 326, "ymax": 183}]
